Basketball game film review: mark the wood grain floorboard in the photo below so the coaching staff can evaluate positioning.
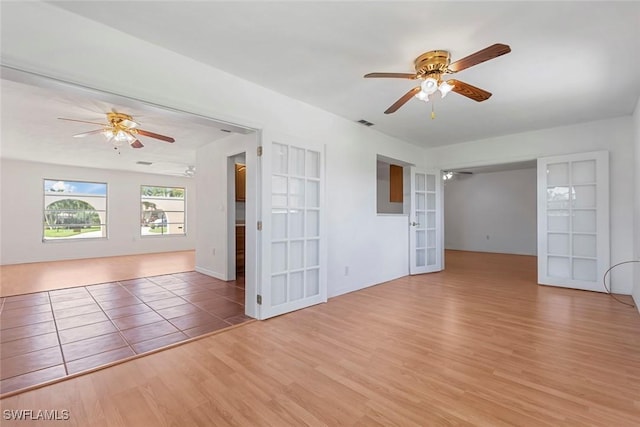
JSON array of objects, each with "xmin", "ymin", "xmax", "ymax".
[
  {"xmin": 1, "ymin": 250, "xmax": 639, "ymax": 426},
  {"xmin": 0, "ymin": 251, "xmax": 195, "ymax": 297}
]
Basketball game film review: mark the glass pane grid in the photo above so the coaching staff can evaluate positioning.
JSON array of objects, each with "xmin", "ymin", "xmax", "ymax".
[
  {"xmin": 306, "ymin": 150, "xmax": 320, "ymax": 179},
  {"xmin": 273, "ymin": 143, "xmax": 288, "ymax": 175},
  {"xmin": 271, "ymin": 143, "xmax": 322, "ymax": 304},
  {"xmin": 546, "ymin": 159, "xmax": 600, "ymax": 282}
]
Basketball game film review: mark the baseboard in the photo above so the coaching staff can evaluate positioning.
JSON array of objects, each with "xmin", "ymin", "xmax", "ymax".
[
  {"xmin": 195, "ymin": 266, "xmax": 227, "ymax": 281},
  {"xmin": 329, "ymin": 273, "xmax": 407, "ymax": 299},
  {"xmin": 633, "ymin": 293, "xmax": 640, "ymax": 315}
]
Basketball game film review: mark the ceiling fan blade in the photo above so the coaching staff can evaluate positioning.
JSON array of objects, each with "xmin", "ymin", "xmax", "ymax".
[
  {"xmin": 447, "ymin": 43, "xmax": 511, "ymax": 73},
  {"xmin": 364, "ymin": 72, "xmax": 417, "ymax": 79},
  {"xmin": 447, "ymin": 79, "xmax": 492, "ymax": 102},
  {"xmin": 58, "ymin": 117, "xmax": 108, "ymax": 126},
  {"xmin": 130, "ymin": 140, "xmax": 144, "ymax": 149},
  {"xmin": 136, "ymin": 129, "xmax": 175, "ymax": 143},
  {"xmin": 384, "ymin": 87, "xmax": 421, "ymax": 114},
  {"xmin": 72, "ymin": 129, "xmax": 105, "ymax": 138}
]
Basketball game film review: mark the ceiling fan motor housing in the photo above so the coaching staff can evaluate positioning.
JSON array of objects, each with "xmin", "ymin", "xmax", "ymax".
[
  {"xmin": 414, "ymin": 50, "xmax": 451, "ymax": 79},
  {"xmin": 107, "ymin": 112, "xmax": 133, "ymax": 126}
]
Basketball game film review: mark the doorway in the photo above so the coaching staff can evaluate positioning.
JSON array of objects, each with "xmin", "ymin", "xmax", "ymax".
[
  {"xmin": 442, "ymin": 153, "xmax": 611, "ymax": 293},
  {"xmin": 443, "ymin": 161, "xmax": 538, "ymax": 257},
  {"xmin": 229, "ymin": 153, "xmax": 247, "ymax": 280}
]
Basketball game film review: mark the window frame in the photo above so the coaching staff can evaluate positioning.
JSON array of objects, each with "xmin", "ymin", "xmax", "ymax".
[
  {"xmin": 42, "ymin": 178, "xmax": 108, "ymax": 242},
  {"xmin": 140, "ymin": 185, "xmax": 187, "ymax": 237}
]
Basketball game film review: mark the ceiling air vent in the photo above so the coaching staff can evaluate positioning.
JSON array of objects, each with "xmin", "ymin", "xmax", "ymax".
[
  {"xmin": 356, "ymin": 119, "xmax": 374, "ymax": 127},
  {"xmin": 136, "ymin": 161, "xmax": 153, "ymax": 166},
  {"xmin": 220, "ymin": 129, "xmax": 232, "ymax": 133}
]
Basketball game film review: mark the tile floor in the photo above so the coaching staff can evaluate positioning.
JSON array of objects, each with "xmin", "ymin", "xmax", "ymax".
[{"xmin": 0, "ymin": 271, "xmax": 250, "ymax": 395}]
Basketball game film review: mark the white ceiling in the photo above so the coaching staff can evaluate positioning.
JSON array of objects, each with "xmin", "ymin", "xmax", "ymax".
[
  {"xmin": 2, "ymin": 1, "xmax": 639, "ymax": 175},
  {"xmin": 0, "ymin": 72, "xmax": 250, "ymax": 176}
]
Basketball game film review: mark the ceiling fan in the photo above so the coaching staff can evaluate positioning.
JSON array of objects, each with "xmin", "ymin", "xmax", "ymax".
[
  {"xmin": 443, "ymin": 170, "xmax": 473, "ymax": 181},
  {"xmin": 58, "ymin": 111, "xmax": 175, "ymax": 149},
  {"xmin": 364, "ymin": 43, "xmax": 511, "ymax": 114},
  {"xmin": 184, "ymin": 165, "xmax": 196, "ymax": 177}
]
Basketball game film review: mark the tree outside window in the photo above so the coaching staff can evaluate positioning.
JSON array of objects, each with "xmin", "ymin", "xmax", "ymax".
[{"xmin": 43, "ymin": 180, "xmax": 107, "ymax": 240}]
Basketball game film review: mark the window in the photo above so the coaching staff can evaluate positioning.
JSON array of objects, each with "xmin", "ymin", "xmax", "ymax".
[
  {"xmin": 43, "ymin": 179, "xmax": 107, "ymax": 240},
  {"xmin": 141, "ymin": 186, "xmax": 186, "ymax": 236}
]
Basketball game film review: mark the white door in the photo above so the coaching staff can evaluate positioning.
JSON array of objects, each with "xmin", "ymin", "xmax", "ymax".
[
  {"xmin": 258, "ymin": 135, "xmax": 326, "ymax": 319},
  {"xmin": 410, "ymin": 168, "xmax": 443, "ymax": 275},
  {"xmin": 537, "ymin": 151, "xmax": 609, "ymax": 292}
]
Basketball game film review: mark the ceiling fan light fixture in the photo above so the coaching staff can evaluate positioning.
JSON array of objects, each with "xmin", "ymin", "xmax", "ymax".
[
  {"xmin": 421, "ymin": 77, "xmax": 438, "ymax": 95},
  {"xmin": 120, "ymin": 119, "xmax": 139, "ymax": 129},
  {"xmin": 114, "ymin": 130, "xmax": 136, "ymax": 144},
  {"xmin": 439, "ymin": 81, "xmax": 454, "ymax": 98},
  {"xmin": 414, "ymin": 91, "xmax": 429, "ymax": 102}
]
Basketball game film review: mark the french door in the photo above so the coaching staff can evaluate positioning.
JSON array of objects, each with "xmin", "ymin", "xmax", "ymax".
[
  {"xmin": 258, "ymin": 134, "xmax": 326, "ymax": 319},
  {"xmin": 409, "ymin": 168, "xmax": 443, "ymax": 275},
  {"xmin": 537, "ymin": 151, "xmax": 610, "ymax": 292}
]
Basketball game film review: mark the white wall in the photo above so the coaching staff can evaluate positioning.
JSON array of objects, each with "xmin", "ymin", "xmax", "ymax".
[
  {"xmin": 0, "ymin": 159, "xmax": 196, "ymax": 265},
  {"xmin": 444, "ymin": 168, "xmax": 537, "ymax": 256},
  {"xmin": 426, "ymin": 116, "xmax": 636, "ymax": 294},
  {"xmin": 633, "ymin": 97, "xmax": 640, "ymax": 310}
]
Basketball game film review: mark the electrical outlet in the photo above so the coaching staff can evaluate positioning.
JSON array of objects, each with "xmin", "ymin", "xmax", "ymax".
[
  {"xmin": 212, "ymin": 248, "xmax": 216, "ymax": 256},
  {"xmin": 344, "ymin": 266, "xmax": 349, "ymax": 276}
]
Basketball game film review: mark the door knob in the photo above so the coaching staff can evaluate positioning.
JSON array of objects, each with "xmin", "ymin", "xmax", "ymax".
[{"xmin": 411, "ymin": 222, "xmax": 419, "ymax": 226}]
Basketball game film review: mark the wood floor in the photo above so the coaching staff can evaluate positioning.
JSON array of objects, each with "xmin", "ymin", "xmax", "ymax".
[
  {"xmin": 0, "ymin": 251, "xmax": 195, "ymax": 297},
  {"xmin": 1, "ymin": 250, "xmax": 640, "ymax": 426}
]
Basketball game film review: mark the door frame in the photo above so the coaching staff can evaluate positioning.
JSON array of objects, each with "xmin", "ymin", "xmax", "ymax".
[{"xmin": 225, "ymin": 137, "xmax": 261, "ymax": 320}]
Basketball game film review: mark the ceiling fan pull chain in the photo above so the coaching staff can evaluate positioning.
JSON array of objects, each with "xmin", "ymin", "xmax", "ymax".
[{"xmin": 431, "ymin": 101, "xmax": 436, "ymax": 120}]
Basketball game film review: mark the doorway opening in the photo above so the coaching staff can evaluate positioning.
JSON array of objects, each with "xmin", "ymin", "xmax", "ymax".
[
  {"xmin": 443, "ymin": 160, "xmax": 538, "ymax": 259},
  {"xmin": 228, "ymin": 153, "xmax": 247, "ymax": 280}
]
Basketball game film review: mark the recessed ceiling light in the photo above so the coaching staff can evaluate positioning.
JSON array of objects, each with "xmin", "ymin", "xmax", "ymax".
[{"xmin": 136, "ymin": 161, "xmax": 153, "ymax": 165}]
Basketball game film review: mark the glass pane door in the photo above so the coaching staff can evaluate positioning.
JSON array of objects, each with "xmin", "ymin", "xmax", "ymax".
[
  {"xmin": 260, "ymin": 138, "xmax": 326, "ymax": 319},
  {"xmin": 410, "ymin": 169, "xmax": 442, "ymax": 275},
  {"xmin": 538, "ymin": 151, "xmax": 609, "ymax": 291}
]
